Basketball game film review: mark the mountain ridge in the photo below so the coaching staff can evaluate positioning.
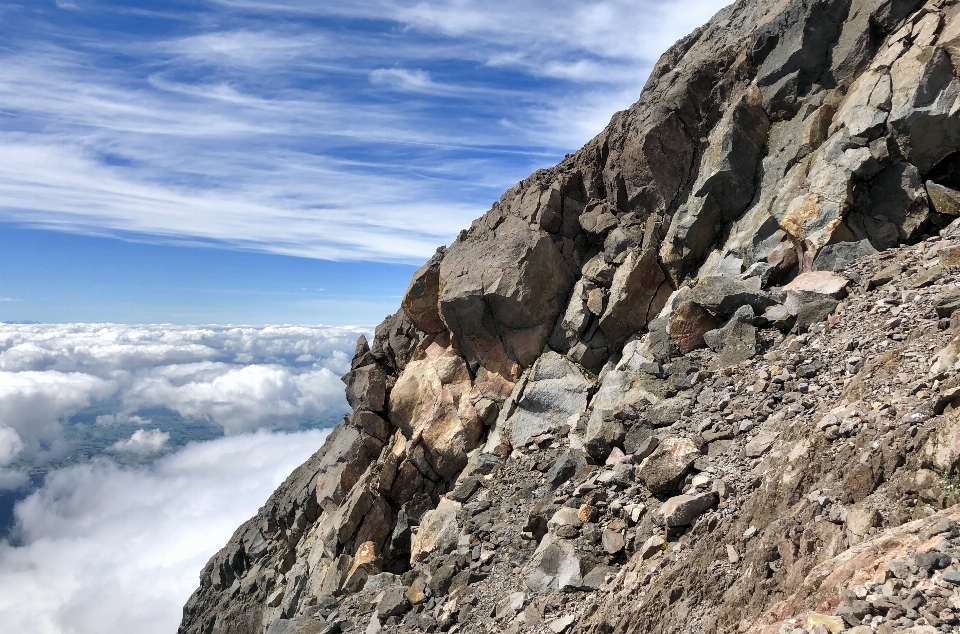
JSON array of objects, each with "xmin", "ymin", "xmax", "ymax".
[{"xmin": 180, "ymin": 0, "xmax": 960, "ymax": 632}]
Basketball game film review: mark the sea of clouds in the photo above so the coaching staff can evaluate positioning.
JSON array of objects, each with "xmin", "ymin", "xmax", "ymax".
[
  {"xmin": 0, "ymin": 323, "xmax": 366, "ymax": 633},
  {"xmin": 0, "ymin": 323, "xmax": 367, "ymax": 477},
  {"xmin": 0, "ymin": 429, "xmax": 330, "ymax": 634}
]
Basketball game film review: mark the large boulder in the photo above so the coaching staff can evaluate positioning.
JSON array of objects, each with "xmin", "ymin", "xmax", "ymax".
[
  {"xmin": 524, "ymin": 534, "xmax": 582, "ymax": 593},
  {"xmin": 409, "ymin": 498, "xmax": 462, "ymax": 565},
  {"xmin": 439, "ymin": 214, "xmax": 576, "ymax": 377},
  {"xmin": 389, "ymin": 338, "xmax": 485, "ymax": 479},
  {"xmin": 688, "ymin": 277, "xmax": 776, "ymax": 317},
  {"xmin": 655, "ymin": 491, "xmax": 720, "ymax": 527},
  {"xmin": 635, "ymin": 437, "xmax": 701, "ymax": 497},
  {"xmin": 598, "ymin": 248, "xmax": 673, "ymax": 349},
  {"xmin": 497, "ymin": 352, "xmax": 592, "ymax": 448},
  {"xmin": 401, "ymin": 248, "xmax": 447, "ymax": 334},
  {"xmin": 661, "ymin": 86, "xmax": 770, "ymax": 283}
]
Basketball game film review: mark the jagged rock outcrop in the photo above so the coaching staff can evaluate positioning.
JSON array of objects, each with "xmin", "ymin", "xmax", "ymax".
[{"xmin": 180, "ymin": 0, "xmax": 960, "ymax": 633}]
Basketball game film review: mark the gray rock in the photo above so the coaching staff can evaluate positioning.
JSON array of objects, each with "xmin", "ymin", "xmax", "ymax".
[
  {"xmin": 704, "ymin": 306, "xmax": 760, "ymax": 367},
  {"xmin": 689, "ymin": 277, "xmax": 776, "ymax": 318},
  {"xmin": 927, "ymin": 181, "xmax": 960, "ymax": 217},
  {"xmin": 635, "ymin": 437, "xmax": 700, "ymax": 497},
  {"xmin": 866, "ymin": 162, "xmax": 930, "ymax": 242},
  {"xmin": 601, "ymin": 529, "xmax": 626, "ymax": 555},
  {"xmin": 812, "ymin": 240, "xmax": 878, "ymax": 271},
  {"xmin": 656, "ymin": 491, "xmax": 720, "ymax": 527},
  {"xmin": 624, "ymin": 428, "xmax": 658, "ymax": 459},
  {"xmin": 377, "ymin": 587, "xmax": 410, "ymax": 619},
  {"xmin": 545, "ymin": 450, "xmax": 589, "ymax": 488},
  {"xmin": 581, "ymin": 565, "xmax": 617, "ymax": 589},
  {"xmin": 794, "ymin": 298, "xmax": 839, "ymax": 333},
  {"xmin": 401, "ymin": 247, "xmax": 447, "ymax": 333},
  {"xmin": 914, "ymin": 552, "xmax": 951, "ymax": 572},
  {"xmin": 744, "ymin": 431, "xmax": 777, "ymax": 458},
  {"xmin": 342, "ymin": 364, "xmax": 387, "ymax": 413},
  {"xmin": 439, "ymin": 214, "xmax": 576, "ymax": 374},
  {"xmin": 647, "ymin": 397, "xmax": 690, "ymax": 427},
  {"xmin": 943, "ymin": 571, "xmax": 960, "ymax": 585},
  {"xmin": 501, "ymin": 352, "xmax": 591, "ymax": 447},
  {"xmin": 598, "ymin": 248, "xmax": 673, "ymax": 350},
  {"xmin": 525, "ymin": 534, "xmax": 582, "ymax": 593}
]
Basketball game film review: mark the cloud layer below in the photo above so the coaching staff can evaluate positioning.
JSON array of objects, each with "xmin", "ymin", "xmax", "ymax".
[
  {"xmin": 0, "ymin": 323, "xmax": 366, "ymax": 471},
  {"xmin": 0, "ymin": 428, "xmax": 329, "ymax": 634}
]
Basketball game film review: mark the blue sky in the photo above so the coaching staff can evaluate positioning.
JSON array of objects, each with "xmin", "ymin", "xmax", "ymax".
[{"xmin": 0, "ymin": 0, "xmax": 730, "ymax": 325}]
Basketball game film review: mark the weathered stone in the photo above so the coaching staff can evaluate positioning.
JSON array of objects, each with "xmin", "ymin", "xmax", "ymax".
[
  {"xmin": 315, "ymin": 426, "xmax": 384, "ymax": 514},
  {"xmin": 812, "ymin": 240, "xmax": 879, "ymax": 272},
  {"xmin": 794, "ymin": 298, "xmax": 840, "ymax": 333},
  {"xmin": 703, "ymin": 307, "xmax": 760, "ymax": 368},
  {"xmin": 439, "ymin": 214, "xmax": 576, "ymax": 375},
  {"xmin": 545, "ymin": 450, "xmax": 589, "ymax": 488},
  {"xmin": 928, "ymin": 181, "xmax": 960, "ymax": 217},
  {"xmin": 661, "ymin": 87, "xmax": 770, "ymax": 283},
  {"xmin": 647, "ymin": 397, "xmax": 690, "ymax": 427},
  {"xmin": 525, "ymin": 534, "xmax": 582, "ymax": 593},
  {"xmin": 601, "ymin": 529, "xmax": 625, "ymax": 555},
  {"xmin": 500, "ymin": 352, "xmax": 591, "ymax": 447},
  {"xmin": 656, "ymin": 491, "xmax": 719, "ymax": 527},
  {"xmin": 866, "ymin": 162, "xmax": 930, "ymax": 242},
  {"xmin": 389, "ymin": 341, "xmax": 482, "ymax": 480},
  {"xmin": 377, "ymin": 587, "xmax": 410, "ymax": 619},
  {"xmin": 867, "ymin": 263, "xmax": 901, "ymax": 289},
  {"xmin": 402, "ymin": 248, "xmax": 447, "ymax": 333},
  {"xmin": 668, "ymin": 301, "xmax": 722, "ymax": 353},
  {"xmin": 635, "ymin": 437, "xmax": 700, "ymax": 497},
  {"xmin": 342, "ymin": 364, "xmax": 387, "ymax": 413},
  {"xmin": 744, "ymin": 431, "xmax": 777, "ymax": 458},
  {"xmin": 598, "ymin": 248, "xmax": 673, "ymax": 349},
  {"xmin": 782, "ymin": 271, "xmax": 850, "ymax": 299},
  {"xmin": 688, "ymin": 277, "xmax": 776, "ymax": 318},
  {"xmin": 638, "ymin": 534, "xmax": 665, "ymax": 559},
  {"xmin": 409, "ymin": 498, "xmax": 461, "ymax": 565},
  {"xmin": 846, "ymin": 508, "xmax": 881, "ymax": 538}
]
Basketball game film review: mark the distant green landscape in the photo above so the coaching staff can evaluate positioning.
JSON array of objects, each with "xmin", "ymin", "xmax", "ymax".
[{"xmin": 8, "ymin": 400, "xmax": 346, "ymax": 477}]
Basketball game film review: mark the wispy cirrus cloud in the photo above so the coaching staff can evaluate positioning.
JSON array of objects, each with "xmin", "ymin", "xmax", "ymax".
[{"xmin": 0, "ymin": 0, "xmax": 731, "ymax": 262}]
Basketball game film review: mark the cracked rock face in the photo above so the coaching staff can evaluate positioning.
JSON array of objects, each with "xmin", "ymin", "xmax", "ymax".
[{"xmin": 180, "ymin": 0, "xmax": 960, "ymax": 633}]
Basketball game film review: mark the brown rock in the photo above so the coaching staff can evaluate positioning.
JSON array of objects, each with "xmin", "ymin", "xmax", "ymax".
[
  {"xmin": 782, "ymin": 270, "xmax": 850, "ymax": 299},
  {"xmin": 601, "ymin": 529, "xmax": 625, "ymax": 555},
  {"xmin": 438, "ymin": 215, "xmax": 576, "ymax": 376},
  {"xmin": 656, "ymin": 491, "xmax": 719, "ymax": 526},
  {"xmin": 927, "ymin": 181, "xmax": 960, "ymax": 217},
  {"xmin": 669, "ymin": 301, "xmax": 722, "ymax": 353},
  {"xmin": 401, "ymin": 248, "xmax": 447, "ymax": 333},
  {"xmin": 635, "ymin": 437, "xmax": 700, "ymax": 497},
  {"xmin": 389, "ymin": 341, "xmax": 483, "ymax": 479},
  {"xmin": 578, "ymin": 504, "xmax": 599, "ymax": 523},
  {"xmin": 598, "ymin": 248, "xmax": 673, "ymax": 350}
]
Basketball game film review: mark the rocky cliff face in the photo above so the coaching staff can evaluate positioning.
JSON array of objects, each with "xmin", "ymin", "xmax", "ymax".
[{"xmin": 179, "ymin": 0, "xmax": 960, "ymax": 633}]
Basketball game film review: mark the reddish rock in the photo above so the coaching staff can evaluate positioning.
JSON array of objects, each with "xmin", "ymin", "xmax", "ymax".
[{"xmin": 669, "ymin": 301, "xmax": 722, "ymax": 353}]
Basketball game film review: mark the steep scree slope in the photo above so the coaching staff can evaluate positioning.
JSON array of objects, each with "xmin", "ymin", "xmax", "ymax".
[{"xmin": 180, "ymin": 0, "xmax": 960, "ymax": 632}]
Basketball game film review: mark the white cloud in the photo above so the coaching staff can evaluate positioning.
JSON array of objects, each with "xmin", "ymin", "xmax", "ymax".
[
  {"xmin": 0, "ymin": 426, "xmax": 25, "ymax": 467},
  {"xmin": 0, "ymin": 428, "xmax": 329, "ymax": 634},
  {"xmin": 0, "ymin": 370, "xmax": 117, "ymax": 460},
  {"xmin": 0, "ymin": 1, "xmax": 729, "ymax": 262},
  {"xmin": 109, "ymin": 429, "xmax": 170, "ymax": 455},
  {"xmin": 0, "ymin": 324, "xmax": 367, "ymax": 461},
  {"xmin": 0, "ymin": 468, "xmax": 29, "ymax": 491}
]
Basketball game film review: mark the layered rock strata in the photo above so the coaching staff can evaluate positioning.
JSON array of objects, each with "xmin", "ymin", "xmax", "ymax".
[{"xmin": 180, "ymin": 0, "xmax": 960, "ymax": 632}]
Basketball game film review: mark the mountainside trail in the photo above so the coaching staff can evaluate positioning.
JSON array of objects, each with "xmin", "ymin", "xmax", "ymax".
[{"xmin": 180, "ymin": 0, "xmax": 960, "ymax": 632}]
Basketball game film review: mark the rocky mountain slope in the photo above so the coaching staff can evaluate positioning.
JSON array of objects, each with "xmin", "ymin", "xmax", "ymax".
[{"xmin": 179, "ymin": 0, "xmax": 960, "ymax": 632}]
